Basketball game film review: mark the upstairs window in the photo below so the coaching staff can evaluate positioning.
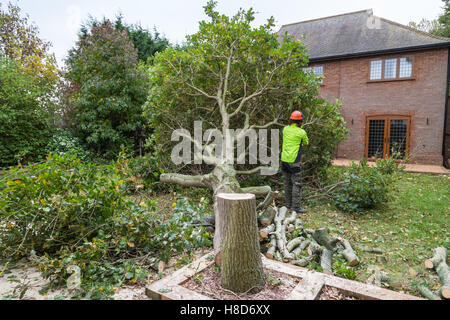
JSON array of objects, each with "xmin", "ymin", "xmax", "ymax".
[
  {"xmin": 384, "ymin": 59, "xmax": 397, "ymax": 79},
  {"xmin": 399, "ymin": 57, "xmax": 413, "ymax": 78},
  {"xmin": 313, "ymin": 66, "xmax": 323, "ymax": 77},
  {"xmin": 370, "ymin": 60, "xmax": 382, "ymax": 80},
  {"xmin": 303, "ymin": 65, "xmax": 324, "ymax": 84},
  {"xmin": 369, "ymin": 57, "xmax": 414, "ymax": 81}
]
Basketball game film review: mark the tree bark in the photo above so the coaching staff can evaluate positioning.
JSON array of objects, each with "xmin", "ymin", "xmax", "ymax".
[
  {"xmin": 286, "ymin": 237, "xmax": 305, "ymax": 252},
  {"xmin": 292, "ymin": 239, "xmax": 311, "ymax": 258},
  {"xmin": 359, "ymin": 246, "xmax": 383, "ymax": 254},
  {"xmin": 425, "ymin": 247, "xmax": 450, "ymax": 299},
  {"xmin": 216, "ymin": 193, "xmax": 265, "ymax": 293},
  {"xmin": 258, "ymin": 206, "xmax": 277, "ymax": 227},
  {"xmin": 338, "ymin": 238, "xmax": 359, "ymax": 267},
  {"xmin": 312, "ymin": 228, "xmax": 340, "ymax": 251},
  {"xmin": 265, "ymin": 234, "xmax": 277, "ymax": 259},
  {"xmin": 320, "ymin": 249, "xmax": 333, "ymax": 275},
  {"xmin": 424, "ymin": 247, "xmax": 448, "ymax": 269},
  {"xmin": 256, "ymin": 191, "xmax": 279, "ymax": 212},
  {"xmin": 273, "ymin": 207, "xmax": 293, "ymax": 261},
  {"xmin": 417, "ymin": 285, "xmax": 441, "ymax": 300},
  {"xmin": 259, "ymin": 224, "xmax": 275, "ymax": 239}
]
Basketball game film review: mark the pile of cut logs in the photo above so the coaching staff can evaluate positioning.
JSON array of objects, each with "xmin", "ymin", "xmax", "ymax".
[
  {"xmin": 418, "ymin": 247, "xmax": 450, "ymax": 300},
  {"xmin": 258, "ymin": 205, "xmax": 359, "ymax": 274}
]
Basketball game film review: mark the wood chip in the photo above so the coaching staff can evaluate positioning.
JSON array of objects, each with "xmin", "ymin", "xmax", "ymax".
[{"xmin": 158, "ymin": 261, "xmax": 165, "ymax": 273}]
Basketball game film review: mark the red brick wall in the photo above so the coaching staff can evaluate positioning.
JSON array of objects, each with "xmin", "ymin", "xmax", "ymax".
[{"xmin": 312, "ymin": 48, "xmax": 449, "ymax": 165}]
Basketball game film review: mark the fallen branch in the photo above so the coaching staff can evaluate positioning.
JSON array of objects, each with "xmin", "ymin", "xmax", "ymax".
[
  {"xmin": 312, "ymin": 228, "xmax": 340, "ymax": 251},
  {"xmin": 286, "ymin": 237, "xmax": 305, "ymax": 252},
  {"xmin": 360, "ymin": 246, "xmax": 383, "ymax": 254},
  {"xmin": 425, "ymin": 247, "xmax": 450, "ymax": 299},
  {"xmin": 160, "ymin": 173, "xmax": 210, "ymax": 188},
  {"xmin": 307, "ymin": 240, "xmax": 324, "ymax": 257},
  {"xmin": 259, "ymin": 224, "xmax": 275, "ymax": 240},
  {"xmin": 417, "ymin": 285, "xmax": 441, "ymax": 300},
  {"xmin": 258, "ymin": 207, "xmax": 277, "ymax": 227},
  {"xmin": 424, "ymin": 247, "xmax": 447, "ymax": 269},
  {"xmin": 292, "ymin": 256, "xmax": 314, "ymax": 267},
  {"xmin": 292, "ymin": 239, "xmax": 311, "ymax": 258},
  {"xmin": 337, "ymin": 238, "xmax": 359, "ymax": 267},
  {"xmin": 320, "ymin": 249, "xmax": 333, "ymax": 275},
  {"xmin": 367, "ymin": 267, "xmax": 402, "ymax": 288},
  {"xmin": 256, "ymin": 191, "xmax": 279, "ymax": 212},
  {"xmin": 265, "ymin": 235, "xmax": 277, "ymax": 259},
  {"xmin": 241, "ymin": 185, "xmax": 271, "ymax": 197}
]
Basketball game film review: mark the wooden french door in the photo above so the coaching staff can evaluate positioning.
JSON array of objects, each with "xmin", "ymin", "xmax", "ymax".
[{"xmin": 365, "ymin": 116, "xmax": 411, "ymax": 159}]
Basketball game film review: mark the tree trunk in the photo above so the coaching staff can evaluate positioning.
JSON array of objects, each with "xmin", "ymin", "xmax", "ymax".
[{"xmin": 216, "ymin": 193, "xmax": 265, "ymax": 293}]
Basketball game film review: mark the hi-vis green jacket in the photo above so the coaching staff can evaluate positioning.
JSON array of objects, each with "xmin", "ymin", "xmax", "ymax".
[{"xmin": 281, "ymin": 124, "xmax": 309, "ymax": 163}]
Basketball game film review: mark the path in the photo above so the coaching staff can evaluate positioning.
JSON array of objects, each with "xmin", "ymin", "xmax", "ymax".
[{"xmin": 333, "ymin": 159, "xmax": 449, "ymax": 175}]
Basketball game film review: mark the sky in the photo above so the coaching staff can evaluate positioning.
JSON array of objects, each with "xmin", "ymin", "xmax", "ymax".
[{"xmin": 2, "ymin": 0, "xmax": 446, "ymax": 67}]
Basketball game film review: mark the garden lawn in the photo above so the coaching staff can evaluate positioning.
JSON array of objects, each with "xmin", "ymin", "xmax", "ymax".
[{"xmin": 302, "ymin": 172, "xmax": 449, "ymax": 297}]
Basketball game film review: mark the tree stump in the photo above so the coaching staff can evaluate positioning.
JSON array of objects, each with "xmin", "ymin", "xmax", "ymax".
[{"xmin": 216, "ymin": 193, "xmax": 265, "ymax": 293}]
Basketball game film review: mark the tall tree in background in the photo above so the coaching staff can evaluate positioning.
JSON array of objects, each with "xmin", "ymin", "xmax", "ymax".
[
  {"xmin": 0, "ymin": 2, "xmax": 58, "ymax": 166},
  {"xmin": 66, "ymin": 20, "xmax": 148, "ymax": 159},
  {"xmin": 0, "ymin": 59, "xmax": 54, "ymax": 166},
  {"xmin": 435, "ymin": 0, "xmax": 450, "ymax": 37},
  {"xmin": 78, "ymin": 14, "xmax": 170, "ymax": 63},
  {"xmin": 0, "ymin": 2, "xmax": 58, "ymax": 84},
  {"xmin": 409, "ymin": 0, "xmax": 450, "ymax": 37}
]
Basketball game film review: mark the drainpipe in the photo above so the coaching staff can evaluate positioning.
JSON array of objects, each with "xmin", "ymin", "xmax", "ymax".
[{"xmin": 443, "ymin": 48, "xmax": 450, "ymax": 168}]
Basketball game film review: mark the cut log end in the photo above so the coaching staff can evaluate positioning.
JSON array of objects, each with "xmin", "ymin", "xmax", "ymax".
[
  {"xmin": 441, "ymin": 287, "xmax": 450, "ymax": 299},
  {"xmin": 217, "ymin": 193, "xmax": 255, "ymax": 201},
  {"xmin": 215, "ymin": 251, "xmax": 222, "ymax": 267},
  {"xmin": 424, "ymin": 259, "xmax": 434, "ymax": 269}
]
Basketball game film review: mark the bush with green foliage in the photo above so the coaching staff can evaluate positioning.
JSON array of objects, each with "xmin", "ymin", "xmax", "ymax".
[
  {"xmin": 45, "ymin": 128, "xmax": 93, "ymax": 161},
  {"xmin": 329, "ymin": 158, "xmax": 398, "ymax": 212},
  {"xmin": 0, "ymin": 154, "xmax": 212, "ymax": 298},
  {"xmin": 0, "ymin": 58, "xmax": 54, "ymax": 167}
]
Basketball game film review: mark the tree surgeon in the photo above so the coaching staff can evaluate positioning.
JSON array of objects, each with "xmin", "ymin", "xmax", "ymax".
[{"xmin": 281, "ymin": 111, "xmax": 309, "ymax": 213}]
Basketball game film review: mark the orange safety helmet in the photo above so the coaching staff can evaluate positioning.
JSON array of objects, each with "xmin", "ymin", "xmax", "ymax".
[{"xmin": 290, "ymin": 111, "xmax": 303, "ymax": 121}]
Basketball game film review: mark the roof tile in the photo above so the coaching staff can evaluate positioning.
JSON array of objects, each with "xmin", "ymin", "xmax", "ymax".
[{"xmin": 278, "ymin": 9, "xmax": 450, "ymax": 60}]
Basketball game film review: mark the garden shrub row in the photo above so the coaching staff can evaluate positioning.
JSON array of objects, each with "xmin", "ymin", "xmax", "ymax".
[{"xmin": 0, "ymin": 154, "xmax": 212, "ymax": 298}]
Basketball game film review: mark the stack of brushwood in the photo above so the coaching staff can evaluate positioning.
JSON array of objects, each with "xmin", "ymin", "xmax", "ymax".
[
  {"xmin": 418, "ymin": 247, "xmax": 450, "ymax": 300},
  {"xmin": 258, "ymin": 205, "xmax": 359, "ymax": 274}
]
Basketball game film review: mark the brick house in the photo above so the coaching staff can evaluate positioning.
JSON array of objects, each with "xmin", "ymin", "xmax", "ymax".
[{"xmin": 278, "ymin": 9, "xmax": 450, "ymax": 166}]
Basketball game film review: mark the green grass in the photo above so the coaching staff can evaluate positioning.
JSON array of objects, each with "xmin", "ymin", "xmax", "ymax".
[
  {"xmin": 146, "ymin": 172, "xmax": 448, "ymax": 297},
  {"xmin": 303, "ymin": 172, "xmax": 449, "ymax": 296}
]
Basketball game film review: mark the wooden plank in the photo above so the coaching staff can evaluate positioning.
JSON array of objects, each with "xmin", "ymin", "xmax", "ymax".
[
  {"xmin": 146, "ymin": 251, "xmax": 423, "ymax": 301},
  {"xmin": 321, "ymin": 273, "xmax": 423, "ymax": 300},
  {"xmin": 287, "ymin": 274, "xmax": 324, "ymax": 300}
]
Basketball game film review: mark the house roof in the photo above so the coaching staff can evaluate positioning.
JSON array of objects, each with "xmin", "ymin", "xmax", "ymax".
[{"xmin": 278, "ymin": 9, "xmax": 450, "ymax": 61}]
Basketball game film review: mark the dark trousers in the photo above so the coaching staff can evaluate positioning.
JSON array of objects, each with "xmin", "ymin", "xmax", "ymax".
[{"xmin": 281, "ymin": 162, "xmax": 302, "ymax": 209}]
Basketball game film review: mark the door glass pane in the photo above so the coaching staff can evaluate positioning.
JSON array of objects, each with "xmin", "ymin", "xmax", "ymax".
[
  {"xmin": 389, "ymin": 119, "xmax": 407, "ymax": 158},
  {"xmin": 368, "ymin": 120, "xmax": 385, "ymax": 158}
]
